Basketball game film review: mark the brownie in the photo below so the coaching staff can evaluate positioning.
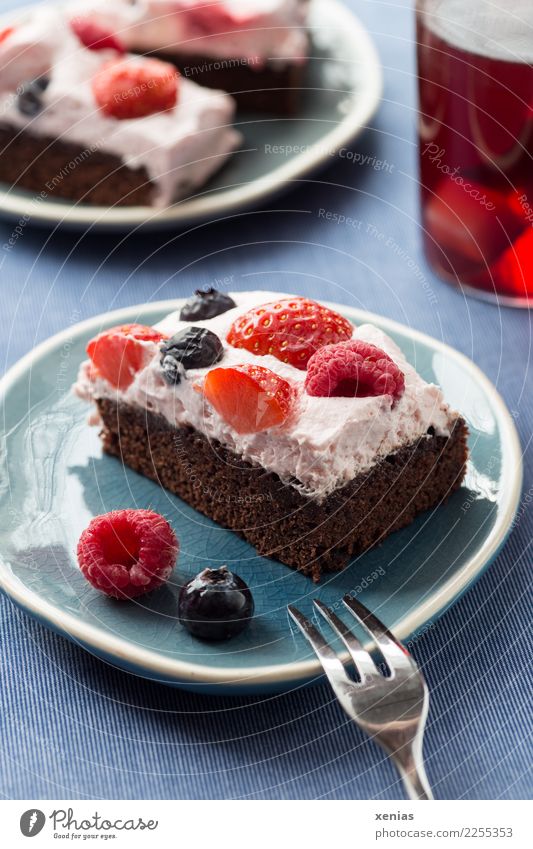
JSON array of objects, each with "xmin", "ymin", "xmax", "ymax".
[
  {"xmin": 153, "ymin": 52, "xmax": 305, "ymax": 115},
  {"xmin": 0, "ymin": 125, "xmax": 154, "ymax": 206},
  {"xmin": 96, "ymin": 398, "xmax": 469, "ymax": 582}
]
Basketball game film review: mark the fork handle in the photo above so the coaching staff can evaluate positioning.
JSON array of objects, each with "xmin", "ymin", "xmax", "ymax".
[{"xmin": 389, "ymin": 741, "xmax": 434, "ymax": 801}]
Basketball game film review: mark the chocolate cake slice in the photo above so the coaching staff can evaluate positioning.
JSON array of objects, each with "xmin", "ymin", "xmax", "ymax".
[
  {"xmin": 74, "ymin": 291, "xmax": 468, "ymax": 581},
  {"xmin": 68, "ymin": 0, "xmax": 310, "ymax": 114}
]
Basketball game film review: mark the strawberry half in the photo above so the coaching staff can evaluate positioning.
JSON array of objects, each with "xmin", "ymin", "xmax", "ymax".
[
  {"xmin": 86, "ymin": 324, "xmax": 166, "ymax": 390},
  {"xmin": 0, "ymin": 27, "xmax": 15, "ymax": 45},
  {"xmin": 203, "ymin": 365, "xmax": 295, "ymax": 434},
  {"xmin": 226, "ymin": 297, "xmax": 353, "ymax": 370},
  {"xmin": 92, "ymin": 57, "xmax": 179, "ymax": 120},
  {"xmin": 70, "ymin": 17, "xmax": 125, "ymax": 53}
]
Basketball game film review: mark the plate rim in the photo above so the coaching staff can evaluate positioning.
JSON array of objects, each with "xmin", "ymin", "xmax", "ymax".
[
  {"xmin": 0, "ymin": 298, "xmax": 523, "ymax": 689},
  {"xmin": 0, "ymin": 0, "xmax": 383, "ymax": 230}
]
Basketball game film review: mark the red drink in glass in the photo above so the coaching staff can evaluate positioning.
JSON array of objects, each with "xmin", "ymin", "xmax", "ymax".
[{"xmin": 417, "ymin": 0, "xmax": 533, "ymax": 306}]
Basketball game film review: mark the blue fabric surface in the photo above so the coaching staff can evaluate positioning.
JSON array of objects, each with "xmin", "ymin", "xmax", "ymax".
[{"xmin": 0, "ymin": 0, "xmax": 531, "ymax": 800}]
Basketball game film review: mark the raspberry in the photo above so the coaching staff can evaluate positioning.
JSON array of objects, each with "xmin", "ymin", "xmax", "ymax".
[
  {"xmin": 92, "ymin": 58, "xmax": 179, "ymax": 120},
  {"xmin": 86, "ymin": 323, "xmax": 166, "ymax": 390},
  {"xmin": 203, "ymin": 364, "xmax": 295, "ymax": 434},
  {"xmin": 227, "ymin": 297, "xmax": 353, "ymax": 370},
  {"xmin": 70, "ymin": 17, "xmax": 125, "ymax": 53},
  {"xmin": 77, "ymin": 510, "xmax": 178, "ymax": 599},
  {"xmin": 305, "ymin": 340, "xmax": 405, "ymax": 401}
]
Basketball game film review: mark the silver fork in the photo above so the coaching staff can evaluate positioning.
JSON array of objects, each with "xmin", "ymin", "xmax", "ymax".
[{"xmin": 288, "ymin": 596, "xmax": 434, "ymax": 800}]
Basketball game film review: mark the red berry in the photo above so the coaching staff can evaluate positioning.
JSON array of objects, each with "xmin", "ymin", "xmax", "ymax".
[
  {"xmin": 70, "ymin": 17, "xmax": 125, "ymax": 53},
  {"xmin": 305, "ymin": 340, "xmax": 405, "ymax": 401},
  {"xmin": 0, "ymin": 27, "xmax": 15, "ymax": 45},
  {"xmin": 77, "ymin": 509, "xmax": 178, "ymax": 599},
  {"xmin": 92, "ymin": 58, "xmax": 179, "ymax": 120},
  {"xmin": 203, "ymin": 364, "xmax": 295, "ymax": 434},
  {"xmin": 227, "ymin": 298, "xmax": 353, "ymax": 370},
  {"xmin": 86, "ymin": 323, "xmax": 166, "ymax": 390}
]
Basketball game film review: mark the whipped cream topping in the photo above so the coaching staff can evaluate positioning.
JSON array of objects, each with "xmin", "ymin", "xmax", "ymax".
[
  {"xmin": 74, "ymin": 292, "xmax": 458, "ymax": 500},
  {"xmin": 0, "ymin": 9, "xmax": 240, "ymax": 206},
  {"xmin": 0, "ymin": 7, "xmax": 63, "ymax": 94},
  {"xmin": 68, "ymin": 0, "xmax": 310, "ymax": 65}
]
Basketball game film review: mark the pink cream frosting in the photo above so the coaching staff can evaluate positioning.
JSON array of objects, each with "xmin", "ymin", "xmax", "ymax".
[
  {"xmin": 67, "ymin": 0, "xmax": 310, "ymax": 66},
  {"xmin": 74, "ymin": 291, "xmax": 458, "ymax": 500}
]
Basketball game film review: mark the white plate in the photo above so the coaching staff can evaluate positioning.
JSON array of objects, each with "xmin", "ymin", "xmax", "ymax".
[{"xmin": 0, "ymin": 0, "xmax": 382, "ymax": 230}]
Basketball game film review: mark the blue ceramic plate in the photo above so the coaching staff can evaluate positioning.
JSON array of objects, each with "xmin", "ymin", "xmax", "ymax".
[
  {"xmin": 0, "ymin": 0, "xmax": 381, "ymax": 230},
  {"xmin": 0, "ymin": 300, "xmax": 522, "ymax": 694}
]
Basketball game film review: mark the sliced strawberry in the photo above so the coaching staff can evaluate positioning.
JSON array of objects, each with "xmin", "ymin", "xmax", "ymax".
[
  {"xmin": 227, "ymin": 298, "xmax": 353, "ymax": 370},
  {"xmin": 0, "ymin": 27, "xmax": 15, "ymax": 45},
  {"xmin": 70, "ymin": 17, "xmax": 125, "ymax": 53},
  {"xmin": 86, "ymin": 323, "xmax": 166, "ymax": 390},
  {"xmin": 424, "ymin": 177, "xmax": 524, "ymax": 266},
  {"xmin": 203, "ymin": 365, "xmax": 295, "ymax": 434},
  {"xmin": 92, "ymin": 57, "xmax": 179, "ymax": 120}
]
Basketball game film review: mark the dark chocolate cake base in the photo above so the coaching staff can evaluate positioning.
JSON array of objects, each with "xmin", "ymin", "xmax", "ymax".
[
  {"xmin": 0, "ymin": 126, "xmax": 154, "ymax": 206},
  {"xmin": 96, "ymin": 398, "xmax": 468, "ymax": 582},
  {"xmin": 153, "ymin": 53, "xmax": 305, "ymax": 115}
]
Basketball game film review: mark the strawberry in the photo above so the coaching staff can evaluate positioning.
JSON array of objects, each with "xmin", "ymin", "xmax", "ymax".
[
  {"xmin": 0, "ymin": 27, "xmax": 15, "ymax": 45},
  {"xmin": 92, "ymin": 58, "xmax": 179, "ymax": 120},
  {"xmin": 70, "ymin": 17, "xmax": 125, "ymax": 53},
  {"xmin": 86, "ymin": 324, "xmax": 166, "ymax": 390},
  {"xmin": 226, "ymin": 298, "xmax": 353, "ymax": 370},
  {"xmin": 203, "ymin": 365, "xmax": 295, "ymax": 434}
]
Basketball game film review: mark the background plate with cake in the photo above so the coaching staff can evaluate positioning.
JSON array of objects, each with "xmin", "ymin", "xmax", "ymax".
[{"xmin": 0, "ymin": 0, "xmax": 382, "ymax": 228}]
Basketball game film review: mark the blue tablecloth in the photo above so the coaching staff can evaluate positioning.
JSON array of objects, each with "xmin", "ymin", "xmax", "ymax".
[{"xmin": 0, "ymin": 0, "xmax": 531, "ymax": 800}]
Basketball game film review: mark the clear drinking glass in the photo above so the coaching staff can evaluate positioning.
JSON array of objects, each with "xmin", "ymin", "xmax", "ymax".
[{"xmin": 416, "ymin": 0, "xmax": 533, "ymax": 306}]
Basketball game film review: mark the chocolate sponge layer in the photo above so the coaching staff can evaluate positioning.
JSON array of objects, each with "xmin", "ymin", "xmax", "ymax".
[
  {"xmin": 0, "ymin": 125, "xmax": 154, "ymax": 206},
  {"xmin": 96, "ymin": 398, "xmax": 468, "ymax": 582},
  {"xmin": 152, "ymin": 52, "xmax": 306, "ymax": 115}
]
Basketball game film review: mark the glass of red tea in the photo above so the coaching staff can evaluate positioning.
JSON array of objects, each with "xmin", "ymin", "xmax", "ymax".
[{"xmin": 417, "ymin": 0, "xmax": 533, "ymax": 306}]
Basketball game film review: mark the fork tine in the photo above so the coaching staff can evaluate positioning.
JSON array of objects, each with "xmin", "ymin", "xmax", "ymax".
[
  {"xmin": 313, "ymin": 600, "xmax": 380, "ymax": 681},
  {"xmin": 288, "ymin": 605, "xmax": 353, "ymax": 694},
  {"xmin": 342, "ymin": 596, "xmax": 415, "ymax": 673}
]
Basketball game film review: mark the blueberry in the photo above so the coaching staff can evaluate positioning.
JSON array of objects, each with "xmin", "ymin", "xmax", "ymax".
[
  {"xmin": 16, "ymin": 77, "xmax": 49, "ymax": 116},
  {"xmin": 160, "ymin": 327, "xmax": 223, "ymax": 384},
  {"xmin": 180, "ymin": 288, "xmax": 236, "ymax": 322},
  {"xmin": 178, "ymin": 566, "xmax": 254, "ymax": 641}
]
